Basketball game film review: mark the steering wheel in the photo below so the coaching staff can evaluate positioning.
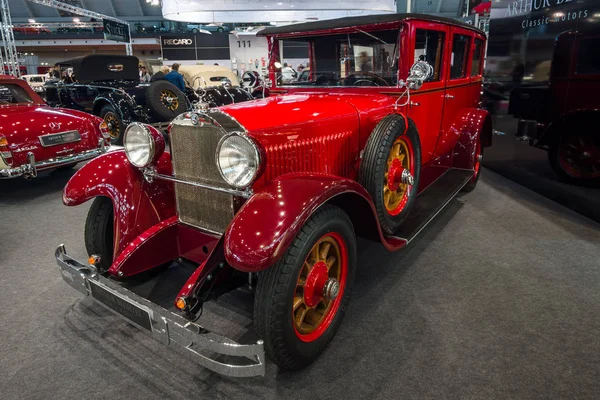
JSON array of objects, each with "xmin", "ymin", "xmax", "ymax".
[
  {"xmin": 343, "ymin": 72, "xmax": 388, "ymax": 87},
  {"xmin": 241, "ymin": 71, "xmax": 259, "ymax": 89}
]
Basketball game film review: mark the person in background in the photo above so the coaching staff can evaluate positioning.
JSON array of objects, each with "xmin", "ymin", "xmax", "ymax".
[
  {"xmin": 139, "ymin": 66, "xmax": 151, "ymax": 83},
  {"xmin": 281, "ymin": 62, "xmax": 297, "ymax": 83},
  {"xmin": 151, "ymin": 65, "xmax": 170, "ymax": 82},
  {"xmin": 297, "ymin": 64, "xmax": 305, "ymax": 73},
  {"xmin": 165, "ymin": 63, "xmax": 186, "ymax": 92}
]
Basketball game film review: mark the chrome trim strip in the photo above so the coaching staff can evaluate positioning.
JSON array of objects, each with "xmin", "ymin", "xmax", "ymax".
[
  {"xmin": 144, "ymin": 167, "xmax": 252, "ymax": 198},
  {"xmin": 55, "ymin": 245, "xmax": 266, "ymax": 378},
  {"xmin": 0, "ymin": 139, "xmax": 108, "ymax": 179}
]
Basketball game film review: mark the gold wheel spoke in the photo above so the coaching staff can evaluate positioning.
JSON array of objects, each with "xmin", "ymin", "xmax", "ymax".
[
  {"xmin": 320, "ymin": 242, "xmax": 331, "ymax": 261},
  {"xmin": 326, "ymin": 256, "xmax": 336, "ymax": 270},
  {"xmin": 295, "ymin": 306, "xmax": 308, "ymax": 326},
  {"xmin": 293, "ymin": 296, "xmax": 303, "ymax": 311},
  {"xmin": 384, "ymin": 189, "xmax": 392, "ymax": 206},
  {"xmin": 310, "ymin": 245, "xmax": 319, "ymax": 263}
]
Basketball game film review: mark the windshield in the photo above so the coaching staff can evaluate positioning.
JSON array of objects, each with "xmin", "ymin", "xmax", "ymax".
[
  {"xmin": 0, "ymin": 83, "xmax": 34, "ymax": 104},
  {"xmin": 277, "ymin": 29, "xmax": 400, "ymax": 88}
]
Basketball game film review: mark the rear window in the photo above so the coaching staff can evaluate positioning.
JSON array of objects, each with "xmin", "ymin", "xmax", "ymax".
[
  {"xmin": 450, "ymin": 34, "xmax": 471, "ymax": 79},
  {"xmin": 0, "ymin": 83, "xmax": 33, "ymax": 104},
  {"xmin": 471, "ymin": 39, "xmax": 484, "ymax": 77}
]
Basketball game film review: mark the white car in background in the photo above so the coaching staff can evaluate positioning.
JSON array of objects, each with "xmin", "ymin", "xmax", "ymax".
[{"xmin": 21, "ymin": 74, "xmax": 47, "ymax": 94}]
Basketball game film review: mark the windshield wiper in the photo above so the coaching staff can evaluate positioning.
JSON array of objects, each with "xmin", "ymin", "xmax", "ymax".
[{"xmin": 356, "ymin": 29, "xmax": 387, "ymax": 44}]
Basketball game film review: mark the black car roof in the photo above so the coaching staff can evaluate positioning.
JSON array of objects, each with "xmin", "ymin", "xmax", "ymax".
[
  {"xmin": 55, "ymin": 54, "xmax": 140, "ymax": 82},
  {"xmin": 257, "ymin": 13, "xmax": 484, "ymax": 36}
]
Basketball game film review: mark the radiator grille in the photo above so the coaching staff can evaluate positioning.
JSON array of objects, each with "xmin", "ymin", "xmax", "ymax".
[{"xmin": 170, "ymin": 121, "xmax": 233, "ymax": 234}]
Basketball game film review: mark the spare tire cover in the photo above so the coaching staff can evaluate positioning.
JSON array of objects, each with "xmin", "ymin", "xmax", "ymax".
[{"xmin": 146, "ymin": 80, "xmax": 188, "ymax": 122}]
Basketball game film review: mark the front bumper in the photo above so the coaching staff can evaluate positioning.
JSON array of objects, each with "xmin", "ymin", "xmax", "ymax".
[
  {"xmin": 0, "ymin": 140, "xmax": 107, "ymax": 179},
  {"xmin": 55, "ymin": 245, "xmax": 266, "ymax": 377}
]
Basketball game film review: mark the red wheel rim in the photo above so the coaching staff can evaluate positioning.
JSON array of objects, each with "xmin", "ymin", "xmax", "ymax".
[
  {"xmin": 384, "ymin": 136, "xmax": 415, "ymax": 216},
  {"xmin": 292, "ymin": 232, "xmax": 348, "ymax": 342},
  {"xmin": 558, "ymin": 133, "xmax": 600, "ymax": 179}
]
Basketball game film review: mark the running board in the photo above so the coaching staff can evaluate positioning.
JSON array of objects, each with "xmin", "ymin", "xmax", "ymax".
[{"xmin": 388, "ymin": 168, "xmax": 474, "ymax": 244}]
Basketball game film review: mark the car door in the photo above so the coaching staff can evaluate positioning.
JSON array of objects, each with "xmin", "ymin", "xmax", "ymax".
[
  {"xmin": 406, "ymin": 22, "xmax": 449, "ymax": 165},
  {"xmin": 436, "ymin": 27, "xmax": 480, "ymax": 158}
]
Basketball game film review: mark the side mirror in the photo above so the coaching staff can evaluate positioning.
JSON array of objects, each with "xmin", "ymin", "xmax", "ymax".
[{"xmin": 404, "ymin": 60, "xmax": 434, "ymax": 90}]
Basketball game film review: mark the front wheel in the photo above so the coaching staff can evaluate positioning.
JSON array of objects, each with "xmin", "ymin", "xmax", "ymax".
[
  {"xmin": 254, "ymin": 205, "xmax": 356, "ymax": 370},
  {"xmin": 84, "ymin": 197, "xmax": 114, "ymax": 271}
]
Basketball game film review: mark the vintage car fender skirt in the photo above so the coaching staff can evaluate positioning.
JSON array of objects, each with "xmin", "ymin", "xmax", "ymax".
[
  {"xmin": 253, "ymin": 205, "xmax": 356, "ymax": 370},
  {"xmin": 146, "ymin": 81, "xmax": 188, "ymax": 122},
  {"xmin": 359, "ymin": 114, "xmax": 421, "ymax": 235}
]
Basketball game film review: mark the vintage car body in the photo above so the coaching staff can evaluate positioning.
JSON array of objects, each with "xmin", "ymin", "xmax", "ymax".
[
  {"xmin": 510, "ymin": 29, "xmax": 600, "ymax": 184},
  {"xmin": 21, "ymin": 74, "xmax": 47, "ymax": 95},
  {"xmin": 0, "ymin": 75, "xmax": 109, "ymax": 179},
  {"xmin": 178, "ymin": 64, "xmax": 255, "ymax": 107},
  {"xmin": 44, "ymin": 55, "xmax": 192, "ymax": 144},
  {"xmin": 56, "ymin": 14, "xmax": 492, "ymax": 377}
]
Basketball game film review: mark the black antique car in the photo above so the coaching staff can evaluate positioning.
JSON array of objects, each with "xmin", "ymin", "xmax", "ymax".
[{"xmin": 45, "ymin": 55, "xmax": 190, "ymax": 144}]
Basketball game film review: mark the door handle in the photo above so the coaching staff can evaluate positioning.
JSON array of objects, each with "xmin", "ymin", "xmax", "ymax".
[
  {"xmin": 445, "ymin": 94, "xmax": 455, "ymax": 99},
  {"xmin": 409, "ymin": 101, "xmax": 420, "ymax": 107}
]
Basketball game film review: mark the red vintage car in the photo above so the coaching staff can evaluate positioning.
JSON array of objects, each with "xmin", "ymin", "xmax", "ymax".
[
  {"xmin": 56, "ymin": 14, "xmax": 492, "ymax": 377},
  {"xmin": 0, "ymin": 75, "xmax": 110, "ymax": 179}
]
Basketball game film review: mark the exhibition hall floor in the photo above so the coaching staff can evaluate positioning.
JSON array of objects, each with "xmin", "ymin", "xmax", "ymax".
[{"xmin": 1, "ymin": 168, "xmax": 599, "ymax": 400}]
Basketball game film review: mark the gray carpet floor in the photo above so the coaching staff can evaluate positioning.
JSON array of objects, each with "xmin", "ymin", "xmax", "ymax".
[{"xmin": 1, "ymin": 167, "xmax": 599, "ymax": 400}]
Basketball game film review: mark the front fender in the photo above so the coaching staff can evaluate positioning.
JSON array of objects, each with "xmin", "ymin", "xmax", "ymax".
[
  {"xmin": 63, "ymin": 150, "xmax": 175, "ymax": 256},
  {"xmin": 223, "ymin": 173, "xmax": 406, "ymax": 272}
]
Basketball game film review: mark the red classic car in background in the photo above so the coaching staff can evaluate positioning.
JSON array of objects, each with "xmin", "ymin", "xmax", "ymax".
[
  {"xmin": 56, "ymin": 14, "xmax": 492, "ymax": 377},
  {"xmin": 0, "ymin": 75, "xmax": 110, "ymax": 179}
]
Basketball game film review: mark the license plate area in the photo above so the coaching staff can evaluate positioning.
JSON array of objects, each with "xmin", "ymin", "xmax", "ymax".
[
  {"xmin": 88, "ymin": 279, "xmax": 153, "ymax": 331},
  {"xmin": 39, "ymin": 130, "xmax": 81, "ymax": 147}
]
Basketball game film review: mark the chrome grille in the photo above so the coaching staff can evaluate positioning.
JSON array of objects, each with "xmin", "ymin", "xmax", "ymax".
[{"xmin": 170, "ymin": 111, "xmax": 242, "ymax": 234}]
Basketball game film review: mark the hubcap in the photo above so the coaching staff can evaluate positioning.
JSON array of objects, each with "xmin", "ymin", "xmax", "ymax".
[
  {"xmin": 293, "ymin": 233, "xmax": 347, "ymax": 341},
  {"xmin": 383, "ymin": 137, "xmax": 413, "ymax": 215}
]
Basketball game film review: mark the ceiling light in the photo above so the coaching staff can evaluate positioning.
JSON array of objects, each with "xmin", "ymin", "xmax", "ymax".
[
  {"xmin": 28, "ymin": 19, "xmax": 35, "ymax": 23},
  {"xmin": 73, "ymin": 18, "xmax": 80, "ymax": 22}
]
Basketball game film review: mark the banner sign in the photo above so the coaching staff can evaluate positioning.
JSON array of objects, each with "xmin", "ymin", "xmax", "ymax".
[
  {"xmin": 103, "ymin": 19, "xmax": 130, "ymax": 43},
  {"xmin": 161, "ymin": 34, "xmax": 230, "ymax": 61}
]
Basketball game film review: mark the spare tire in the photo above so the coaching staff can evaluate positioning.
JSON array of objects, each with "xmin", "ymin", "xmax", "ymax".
[
  {"xmin": 146, "ymin": 80, "xmax": 188, "ymax": 122},
  {"xmin": 359, "ymin": 114, "xmax": 421, "ymax": 235}
]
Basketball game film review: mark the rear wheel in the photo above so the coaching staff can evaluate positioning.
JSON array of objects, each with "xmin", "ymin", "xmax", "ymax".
[
  {"xmin": 254, "ymin": 205, "xmax": 356, "ymax": 370},
  {"xmin": 84, "ymin": 197, "xmax": 114, "ymax": 272},
  {"xmin": 549, "ymin": 128, "xmax": 600, "ymax": 186},
  {"xmin": 461, "ymin": 133, "xmax": 483, "ymax": 193},
  {"xmin": 99, "ymin": 104, "xmax": 124, "ymax": 145}
]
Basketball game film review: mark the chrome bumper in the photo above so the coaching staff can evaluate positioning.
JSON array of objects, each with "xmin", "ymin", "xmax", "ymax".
[
  {"xmin": 0, "ymin": 140, "xmax": 108, "ymax": 179},
  {"xmin": 55, "ymin": 245, "xmax": 266, "ymax": 377}
]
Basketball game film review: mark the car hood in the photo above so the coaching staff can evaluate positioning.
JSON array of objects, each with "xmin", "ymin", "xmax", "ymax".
[
  {"xmin": 0, "ymin": 103, "xmax": 103, "ymax": 166},
  {"xmin": 219, "ymin": 93, "xmax": 362, "ymax": 136}
]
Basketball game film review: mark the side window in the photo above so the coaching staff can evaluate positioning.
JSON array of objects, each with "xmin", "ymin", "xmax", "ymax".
[
  {"xmin": 471, "ymin": 38, "xmax": 484, "ymax": 77},
  {"xmin": 575, "ymin": 37, "xmax": 600, "ymax": 75},
  {"xmin": 450, "ymin": 34, "xmax": 471, "ymax": 79},
  {"xmin": 414, "ymin": 29, "xmax": 445, "ymax": 82}
]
